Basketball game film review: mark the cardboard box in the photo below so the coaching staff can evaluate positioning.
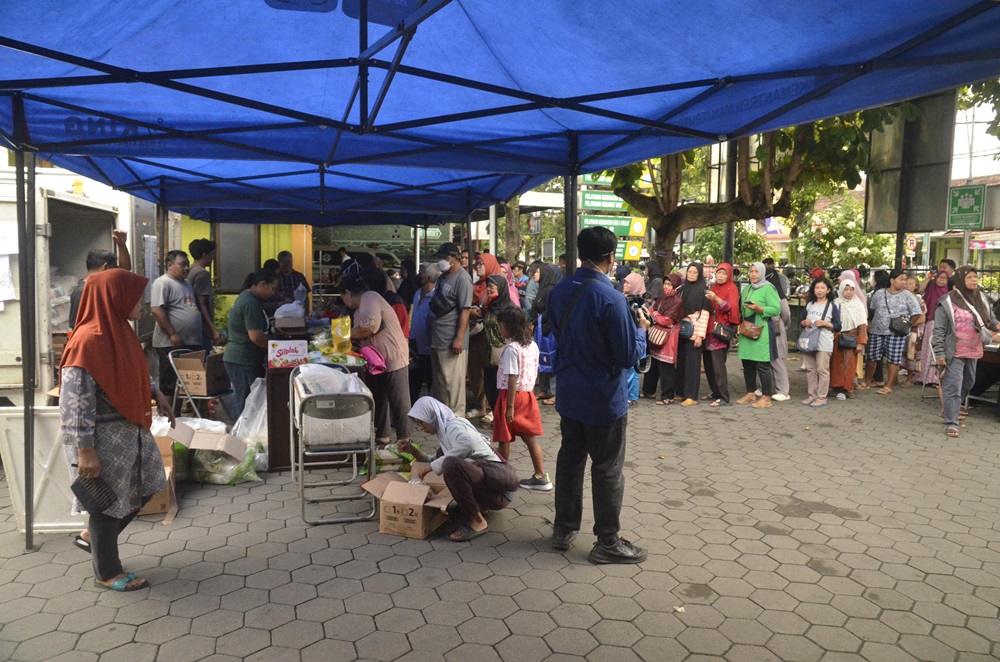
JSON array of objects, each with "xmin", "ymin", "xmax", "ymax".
[
  {"xmin": 140, "ymin": 436, "xmax": 178, "ymax": 523},
  {"xmin": 269, "ymin": 340, "xmax": 309, "ymax": 369},
  {"xmin": 362, "ymin": 465, "xmax": 452, "ymax": 539},
  {"xmin": 164, "ymin": 421, "xmax": 247, "ymax": 461},
  {"xmin": 173, "ymin": 351, "xmax": 230, "ymax": 396}
]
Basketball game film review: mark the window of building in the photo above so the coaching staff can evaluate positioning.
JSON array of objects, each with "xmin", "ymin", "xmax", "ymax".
[{"xmin": 214, "ymin": 223, "xmax": 260, "ymax": 293}]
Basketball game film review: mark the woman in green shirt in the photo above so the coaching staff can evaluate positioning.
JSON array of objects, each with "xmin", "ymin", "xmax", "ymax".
[
  {"xmin": 224, "ymin": 268, "xmax": 278, "ymax": 419},
  {"xmin": 736, "ymin": 262, "xmax": 781, "ymax": 409}
]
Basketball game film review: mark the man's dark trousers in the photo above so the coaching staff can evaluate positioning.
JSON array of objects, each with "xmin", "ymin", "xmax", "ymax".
[{"xmin": 553, "ymin": 414, "xmax": 627, "ymax": 543}]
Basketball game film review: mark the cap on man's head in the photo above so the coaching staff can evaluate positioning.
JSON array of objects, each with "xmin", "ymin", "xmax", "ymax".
[{"xmin": 434, "ymin": 242, "xmax": 460, "ymax": 259}]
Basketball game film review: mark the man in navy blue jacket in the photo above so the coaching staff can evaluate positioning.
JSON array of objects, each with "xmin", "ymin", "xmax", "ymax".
[{"xmin": 546, "ymin": 226, "xmax": 650, "ymax": 564}]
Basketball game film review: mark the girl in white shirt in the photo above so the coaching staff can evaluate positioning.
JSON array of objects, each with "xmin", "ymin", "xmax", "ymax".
[{"xmin": 494, "ymin": 307, "xmax": 549, "ymax": 491}]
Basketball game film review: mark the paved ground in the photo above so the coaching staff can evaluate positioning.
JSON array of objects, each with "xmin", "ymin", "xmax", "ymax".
[{"xmin": 2, "ymin": 357, "xmax": 1000, "ymax": 661}]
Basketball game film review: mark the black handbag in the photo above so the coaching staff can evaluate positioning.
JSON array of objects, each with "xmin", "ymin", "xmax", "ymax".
[
  {"xmin": 711, "ymin": 322, "xmax": 735, "ymax": 344},
  {"xmin": 879, "ymin": 290, "xmax": 911, "ymax": 336},
  {"xmin": 71, "ymin": 475, "xmax": 118, "ymax": 514},
  {"xmin": 838, "ymin": 332, "xmax": 858, "ymax": 349}
]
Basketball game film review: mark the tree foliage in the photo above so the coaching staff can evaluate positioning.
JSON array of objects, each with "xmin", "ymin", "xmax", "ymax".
[
  {"xmin": 786, "ymin": 195, "xmax": 894, "ymax": 269},
  {"xmin": 686, "ymin": 223, "xmax": 772, "ymax": 267},
  {"xmin": 607, "ymin": 107, "xmax": 913, "ymax": 272}
]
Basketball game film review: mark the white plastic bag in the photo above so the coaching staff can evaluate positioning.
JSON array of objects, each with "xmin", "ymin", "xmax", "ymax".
[
  {"xmin": 294, "ymin": 364, "xmax": 373, "ymax": 446},
  {"xmin": 231, "ymin": 378, "xmax": 269, "ymax": 472},
  {"xmin": 275, "ymin": 302, "xmax": 305, "ymax": 318}
]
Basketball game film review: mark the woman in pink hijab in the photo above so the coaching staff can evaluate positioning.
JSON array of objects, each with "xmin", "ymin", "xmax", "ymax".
[{"xmin": 500, "ymin": 261, "xmax": 521, "ymax": 309}]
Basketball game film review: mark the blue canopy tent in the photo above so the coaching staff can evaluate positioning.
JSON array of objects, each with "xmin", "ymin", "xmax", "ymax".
[
  {"xmin": 4, "ymin": 0, "xmax": 1000, "ymax": 544},
  {"xmin": 40, "ymin": 154, "xmax": 548, "ymax": 224}
]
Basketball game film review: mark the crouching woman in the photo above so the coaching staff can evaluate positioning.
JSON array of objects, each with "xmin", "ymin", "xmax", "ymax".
[{"xmin": 400, "ymin": 396, "xmax": 519, "ymax": 541}]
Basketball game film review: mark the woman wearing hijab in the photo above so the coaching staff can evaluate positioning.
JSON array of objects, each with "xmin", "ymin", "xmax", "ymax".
[
  {"xmin": 532, "ymin": 264, "xmax": 563, "ymax": 404},
  {"xmin": 396, "ymin": 258, "xmax": 421, "ymax": 311},
  {"xmin": 482, "ymin": 274, "xmax": 517, "ymax": 423},
  {"xmin": 622, "ymin": 273, "xmax": 647, "ymax": 404},
  {"xmin": 400, "ymin": 397, "xmax": 517, "ymax": 541},
  {"xmin": 737, "ymin": 262, "xmax": 782, "ymax": 408},
  {"xmin": 522, "ymin": 260, "xmax": 545, "ymax": 313},
  {"xmin": 917, "ymin": 269, "xmax": 951, "ymax": 388},
  {"xmin": 614, "ymin": 264, "xmax": 632, "ymax": 293},
  {"xmin": 61, "ymin": 269, "xmax": 173, "ymax": 591},
  {"xmin": 932, "ymin": 266, "xmax": 1000, "ymax": 438},
  {"xmin": 467, "ymin": 254, "xmax": 503, "ymax": 417},
  {"xmin": 703, "ymin": 262, "xmax": 740, "ymax": 406},
  {"xmin": 675, "ymin": 263, "xmax": 712, "ymax": 406},
  {"xmin": 499, "ymin": 259, "xmax": 522, "ymax": 309},
  {"xmin": 765, "ymin": 264, "xmax": 792, "ymax": 401},
  {"xmin": 645, "ymin": 260, "xmax": 664, "ymax": 301},
  {"xmin": 648, "ymin": 273, "xmax": 684, "ymax": 405},
  {"xmin": 830, "ymin": 278, "xmax": 868, "ymax": 400}
]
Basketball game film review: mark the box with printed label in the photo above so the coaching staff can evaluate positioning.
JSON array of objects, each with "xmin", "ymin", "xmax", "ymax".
[
  {"xmin": 361, "ymin": 464, "xmax": 452, "ymax": 539},
  {"xmin": 268, "ymin": 340, "xmax": 309, "ymax": 369},
  {"xmin": 173, "ymin": 351, "xmax": 230, "ymax": 396},
  {"xmin": 140, "ymin": 437, "xmax": 178, "ymax": 522},
  {"xmin": 274, "ymin": 316, "xmax": 308, "ymax": 334}
]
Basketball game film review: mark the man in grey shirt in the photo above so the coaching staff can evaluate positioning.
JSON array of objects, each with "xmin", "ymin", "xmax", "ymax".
[
  {"xmin": 187, "ymin": 238, "xmax": 221, "ymax": 350},
  {"xmin": 151, "ymin": 250, "xmax": 203, "ymax": 397},
  {"xmin": 429, "ymin": 242, "xmax": 473, "ymax": 415}
]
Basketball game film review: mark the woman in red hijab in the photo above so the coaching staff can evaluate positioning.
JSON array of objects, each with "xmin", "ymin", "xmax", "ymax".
[
  {"xmin": 704, "ymin": 262, "xmax": 741, "ymax": 406},
  {"xmin": 467, "ymin": 254, "xmax": 503, "ymax": 418},
  {"xmin": 60, "ymin": 269, "xmax": 174, "ymax": 591}
]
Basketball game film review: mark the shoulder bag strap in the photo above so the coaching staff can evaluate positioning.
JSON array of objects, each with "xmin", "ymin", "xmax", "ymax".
[{"xmin": 557, "ymin": 278, "xmax": 598, "ymax": 330}]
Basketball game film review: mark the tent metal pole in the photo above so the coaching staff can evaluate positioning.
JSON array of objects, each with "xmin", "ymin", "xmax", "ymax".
[
  {"xmin": 564, "ymin": 133, "xmax": 579, "ymax": 272},
  {"xmin": 466, "ymin": 189, "xmax": 474, "ymax": 278},
  {"xmin": 489, "ymin": 205, "xmax": 497, "ymax": 257},
  {"xmin": 13, "ymin": 92, "xmax": 36, "ymax": 550},
  {"xmin": 414, "ymin": 225, "xmax": 421, "ymax": 268},
  {"xmin": 723, "ymin": 139, "xmax": 737, "ymax": 265},
  {"xmin": 359, "ymin": 0, "xmax": 369, "ymax": 132}
]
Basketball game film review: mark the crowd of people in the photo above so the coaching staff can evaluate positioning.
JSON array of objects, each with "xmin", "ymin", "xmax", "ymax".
[{"xmin": 58, "ymin": 226, "xmax": 1000, "ymax": 587}]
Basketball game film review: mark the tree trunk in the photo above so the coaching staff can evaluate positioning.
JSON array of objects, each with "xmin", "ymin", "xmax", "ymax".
[{"xmin": 503, "ymin": 196, "xmax": 521, "ymax": 263}]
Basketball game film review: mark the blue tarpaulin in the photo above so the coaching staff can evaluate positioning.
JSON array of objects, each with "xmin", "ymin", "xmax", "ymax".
[{"xmin": 2, "ymin": 0, "xmax": 1000, "ymax": 218}]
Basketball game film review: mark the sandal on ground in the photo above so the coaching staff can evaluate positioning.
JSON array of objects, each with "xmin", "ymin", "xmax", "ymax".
[
  {"xmin": 94, "ymin": 572, "xmax": 148, "ymax": 592},
  {"xmin": 856, "ymin": 383, "xmax": 871, "ymax": 390},
  {"xmin": 448, "ymin": 524, "xmax": 487, "ymax": 542},
  {"xmin": 735, "ymin": 394, "xmax": 757, "ymax": 405},
  {"xmin": 872, "ymin": 381, "xmax": 885, "ymax": 387},
  {"xmin": 73, "ymin": 534, "xmax": 90, "ymax": 553},
  {"xmin": 946, "ymin": 426, "xmax": 960, "ymax": 438},
  {"xmin": 542, "ymin": 397, "xmax": 556, "ymax": 406},
  {"xmin": 899, "ymin": 382, "xmax": 914, "ymax": 389},
  {"xmin": 655, "ymin": 399, "xmax": 673, "ymax": 406},
  {"xmin": 751, "ymin": 399, "xmax": 772, "ymax": 408},
  {"xmin": 809, "ymin": 400, "xmax": 828, "ymax": 408},
  {"xmin": 680, "ymin": 399, "xmax": 698, "ymax": 407},
  {"xmin": 876, "ymin": 387, "xmax": 893, "ymax": 395},
  {"xmin": 535, "ymin": 392, "xmax": 552, "ymax": 400},
  {"xmin": 639, "ymin": 393, "xmax": 656, "ymax": 399},
  {"xmin": 710, "ymin": 399, "xmax": 728, "ymax": 408}
]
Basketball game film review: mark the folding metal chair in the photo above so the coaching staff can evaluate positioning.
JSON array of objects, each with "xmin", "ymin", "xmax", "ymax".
[
  {"xmin": 290, "ymin": 364, "xmax": 377, "ymax": 525},
  {"xmin": 168, "ymin": 348, "xmax": 234, "ymax": 420}
]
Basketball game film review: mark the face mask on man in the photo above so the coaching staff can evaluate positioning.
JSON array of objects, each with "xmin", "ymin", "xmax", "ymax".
[{"xmin": 437, "ymin": 258, "xmax": 452, "ymax": 272}]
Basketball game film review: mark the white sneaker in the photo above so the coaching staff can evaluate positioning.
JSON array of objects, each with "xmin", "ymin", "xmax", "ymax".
[
  {"xmin": 482, "ymin": 411, "xmax": 494, "ymax": 424},
  {"xmin": 836, "ymin": 393, "xmax": 847, "ymax": 401},
  {"xmin": 754, "ymin": 389, "xmax": 762, "ymax": 397},
  {"xmin": 466, "ymin": 408, "xmax": 483, "ymax": 418},
  {"xmin": 772, "ymin": 393, "xmax": 790, "ymax": 402}
]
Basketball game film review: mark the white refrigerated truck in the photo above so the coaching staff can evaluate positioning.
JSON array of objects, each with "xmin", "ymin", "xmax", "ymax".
[{"xmin": 0, "ymin": 165, "xmax": 153, "ymax": 406}]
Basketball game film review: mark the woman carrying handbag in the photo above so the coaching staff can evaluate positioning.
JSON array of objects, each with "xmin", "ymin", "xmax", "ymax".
[
  {"xmin": 703, "ymin": 262, "xmax": 740, "ymax": 407},
  {"xmin": 736, "ymin": 262, "xmax": 782, "ymax": 408},
  {"xmin": 648, "ymin": 274, "xmax": 684, "ymax": 405}
]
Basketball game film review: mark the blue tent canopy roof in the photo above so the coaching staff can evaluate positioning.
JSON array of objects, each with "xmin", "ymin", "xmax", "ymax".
[{"xmin": 1, "ymin": 0, "xmax": 998, "ymax": 178}]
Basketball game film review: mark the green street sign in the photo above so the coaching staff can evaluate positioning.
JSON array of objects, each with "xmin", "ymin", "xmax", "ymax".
[
  {"xmin": 585, "ymin": 172, "xmax": 615, "ymax": 186},
  {"xmin": 582, "ymin": 215, "xmax": 647, "ymax": 238},
  {"xmin": 947, "ymin": 185, "xmax": 986, "ymax": 230},
  {"xmin": 410, "ymin": 227, "xmax": 443, "ymax": 239},
  {"xmin": 581, "ymin": 190, "xmax": 626, "ymax": 211}
]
